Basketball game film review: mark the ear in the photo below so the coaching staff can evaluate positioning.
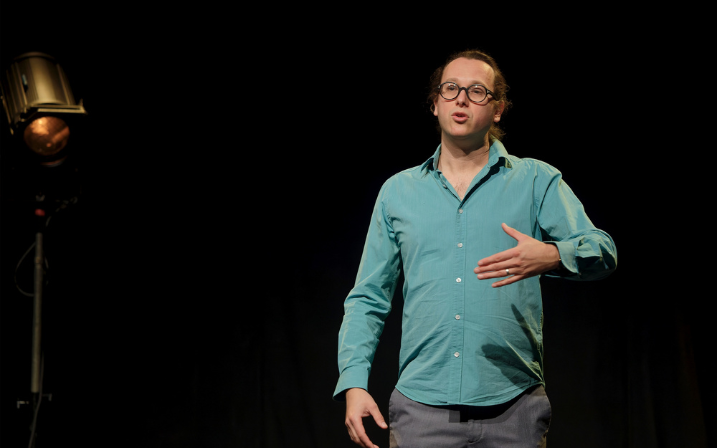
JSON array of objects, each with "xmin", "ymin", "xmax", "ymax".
[
  {"xmin": 493, "ymin": 101, "xmax": 505, "ymax": 123},
  {"xmin": 432, "ymin": 98, "xmax": 438, "ymax": 117}
]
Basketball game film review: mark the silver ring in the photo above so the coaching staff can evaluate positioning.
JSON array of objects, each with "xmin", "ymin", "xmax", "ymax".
[{"xmin": 506, "ymin": 269, "xmax": 510, "ymax": 275}]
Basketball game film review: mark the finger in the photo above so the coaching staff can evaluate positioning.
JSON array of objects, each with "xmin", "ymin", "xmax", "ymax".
[
  {"xmin": 501, "ymin": 223, "xmax": 526, "ymax": 242},
  {"xmin": 347, "ymin": 418, "xmax": 373, "ymax": 448},
  {"xmin": 475, "ymin": 268, "xmax": 512, "ymax": 280},
  {"xmin": 345, "ymin": 419, "xmax": 359, "ymax": 444},
  {"xmin": 476, "ymin": 265, "xmax": 508, "ymax": 274},
  {"xmin": 491, "ymin": 274, "xmax": 523, "ymax": 288},
  {"xmin": 477, "ymin": 249, "xmax": 516, "ymax": 267},
  {"xmin": 357, "ymin": 427, "xmax": 378, "ymax": 448},
  {"xmin": 475, "ymin": 261, "xmax": 516, "ymax": 275}
]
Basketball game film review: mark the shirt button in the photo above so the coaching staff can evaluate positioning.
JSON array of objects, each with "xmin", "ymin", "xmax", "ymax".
[
  {"xmin": 454, "ymin": 352, "xmax": 460, "ymax": 357},
  {"xmin": 456, "ymin": 278, "xmax": 461, "ymax": 283},
  {"xmin": 455, "ymin": 314, "xmax": 461, "ymax": 320},
  {"xmin": 458, "ymin": 209, "xmax": 463, "ymax": 214},
  {"xmin": 457, "ymin": 243, "xmax": 463, "ymax": 248}
]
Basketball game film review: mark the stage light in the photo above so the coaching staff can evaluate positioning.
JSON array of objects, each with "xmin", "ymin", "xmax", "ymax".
[
  {"xmin": 0, "ymin": 53, "xmax": 89, "ymax": 446},
  {"xmin": 1, "ymin": 51, "xmax": 87, "ymax": 166}
]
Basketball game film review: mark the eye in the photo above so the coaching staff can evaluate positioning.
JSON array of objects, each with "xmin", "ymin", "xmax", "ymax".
[{"xmin": 469, "ymin": 85, "xmax": 486, "ymax": 95}]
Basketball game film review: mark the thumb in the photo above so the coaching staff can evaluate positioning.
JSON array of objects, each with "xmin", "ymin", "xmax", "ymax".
[
  {"xmin": 370, "ymin": 407, "xmax": 388, "ymax": 429},
  {"xmin": 501, "ymin": 223, "xmax": 526, "ymax": 241}
]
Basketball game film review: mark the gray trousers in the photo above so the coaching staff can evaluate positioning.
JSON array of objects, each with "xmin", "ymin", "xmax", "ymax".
[{"xmin": 388, "ymin": 386, "xmax": 551, "ymax": 448}]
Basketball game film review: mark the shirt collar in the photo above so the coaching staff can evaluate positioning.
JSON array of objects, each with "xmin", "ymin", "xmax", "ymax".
[{"xmin": 421, "ymin": 139, "xmax": 513, "ymax": 173}]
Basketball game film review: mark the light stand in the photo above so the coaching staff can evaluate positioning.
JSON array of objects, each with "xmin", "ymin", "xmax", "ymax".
[
  {"xmin": 31, "ymin": 207, "xmax": 45, "ymax": 395},
  {"xmin": 1, "ymin": 51, "xmax": 87, "ymax": 447}
]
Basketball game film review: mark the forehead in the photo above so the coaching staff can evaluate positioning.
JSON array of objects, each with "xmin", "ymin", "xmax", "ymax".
[{"xmin": 441, "ymin": 57, "xmax": 495, "ymax": 88}]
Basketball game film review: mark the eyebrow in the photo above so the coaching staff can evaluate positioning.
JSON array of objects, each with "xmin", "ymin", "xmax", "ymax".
[{"xmin": 443, "ymin": 78, "xmax": 489, "ymax": 87}]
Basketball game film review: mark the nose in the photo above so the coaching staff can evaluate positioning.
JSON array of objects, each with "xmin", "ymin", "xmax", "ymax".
[{"xmin": 455, "ymin": 87, "xmax": 470, "ymax": 105}]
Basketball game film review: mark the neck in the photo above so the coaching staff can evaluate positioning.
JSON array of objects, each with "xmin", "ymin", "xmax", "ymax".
[{"xmin": 437, "ymin": 133, "xmax": 492, "ymax": 174}]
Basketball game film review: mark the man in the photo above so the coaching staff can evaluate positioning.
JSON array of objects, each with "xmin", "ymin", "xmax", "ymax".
[{"xmin": 334, "ymin": 49, "xmax": 617, "ymax": 448}]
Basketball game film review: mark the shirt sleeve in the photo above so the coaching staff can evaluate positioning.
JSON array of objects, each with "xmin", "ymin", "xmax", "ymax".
[
  {"xmin": 534, "ymin": 163, "xmax": 617, "ymax": 281},
  {"xmin": 333, "ymin": 181, "xmax": 402, "ymax": 401}
]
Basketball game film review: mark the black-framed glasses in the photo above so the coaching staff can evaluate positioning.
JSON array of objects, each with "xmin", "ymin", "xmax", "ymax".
[{"xmin": 438, "ymin": 82, "xmax": 494, "ymax": 103}]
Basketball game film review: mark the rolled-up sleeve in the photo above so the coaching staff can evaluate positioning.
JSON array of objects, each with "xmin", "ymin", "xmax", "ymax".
[{"xmin": 535, "ymin": 164, "xmax": 617, "ymax": 281}]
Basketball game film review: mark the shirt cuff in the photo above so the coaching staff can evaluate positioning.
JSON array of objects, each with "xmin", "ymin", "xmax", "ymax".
[
  {"xmin": 333, "ymin": 366, "xmax": 371, "ymax": 401},
  {"xmin": 544, "ymin": 241, "xmax": 578, "ymax": 278}
]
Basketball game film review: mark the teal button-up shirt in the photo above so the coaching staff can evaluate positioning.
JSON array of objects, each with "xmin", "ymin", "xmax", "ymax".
[{"xmin": 334, "ymin": 141, "xmax": 617, "ymax": 406}]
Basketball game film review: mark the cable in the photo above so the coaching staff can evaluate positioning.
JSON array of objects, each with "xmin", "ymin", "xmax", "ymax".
[
  {"xmin": 13, "ymin": 213, "xmax": 54, "ymax": 298},
  {"xmin": 14, "ymin": 242, "xmax": 38, "ymax": 298},
  {"xmin": 27, "ymin": 353, "xmax": 45, "ymax": 448}
]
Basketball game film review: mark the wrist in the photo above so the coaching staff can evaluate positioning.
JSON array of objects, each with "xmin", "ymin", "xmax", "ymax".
[{"xmin": 545, "ymin": 242, "xmax": 562, "ymax": 271}]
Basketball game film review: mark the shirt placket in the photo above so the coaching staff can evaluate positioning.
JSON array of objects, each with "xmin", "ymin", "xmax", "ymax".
[
  {"xmin": 434, "ymin": 168, "xmax": 470, "ymax": 403},
  {"xmin": 448, "ymin": 200, "xmax": 467, "ymax": 403}
]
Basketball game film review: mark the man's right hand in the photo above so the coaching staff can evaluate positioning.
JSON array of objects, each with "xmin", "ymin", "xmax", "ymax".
[{"xmin": 345, "ymin": 388, "xmax": 388, "ymax": 448}]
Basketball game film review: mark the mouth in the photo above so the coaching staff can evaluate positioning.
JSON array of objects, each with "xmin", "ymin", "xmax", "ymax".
[{"xmin": 452, "ymin": 112, "xmax": 468, "ymax": 123}]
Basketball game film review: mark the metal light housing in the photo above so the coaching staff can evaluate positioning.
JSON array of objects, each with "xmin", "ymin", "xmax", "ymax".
[{"xmin": 1, "ymin": 52, "xmax": 87, "ymax": 166}]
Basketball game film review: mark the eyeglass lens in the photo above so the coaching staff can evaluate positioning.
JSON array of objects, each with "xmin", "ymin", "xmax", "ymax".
[{"xmin": 440, "ymin": 83, "xmax": 488, "ymax": 102}]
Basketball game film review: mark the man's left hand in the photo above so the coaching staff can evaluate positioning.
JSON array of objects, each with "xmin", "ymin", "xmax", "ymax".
[{"xmin": 474, "ymin": 223, "xmax": 560, "ymax": 288}]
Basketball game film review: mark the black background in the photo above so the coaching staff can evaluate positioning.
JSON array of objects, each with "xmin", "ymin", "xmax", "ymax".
[{"xmin": 1, "ymin": 4, "xmax": 712, "ymax": 448}]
